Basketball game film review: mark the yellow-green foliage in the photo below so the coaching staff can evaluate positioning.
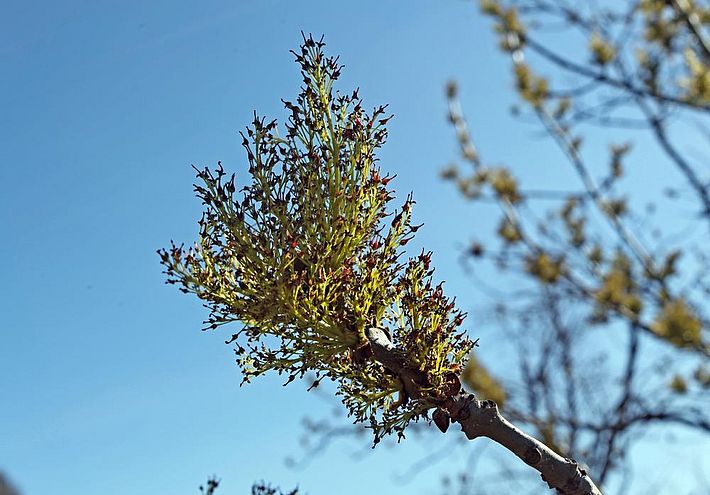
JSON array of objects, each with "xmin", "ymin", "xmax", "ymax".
[
  {"xmin": 588, "ymin": 245, "xmax": 603, "ymax": 265},
  {"xmin": 514, "ymin": 63, "xmax": 549, "ymax": 107},
  {"xmin": 601, "ymin": 198, "xmax": 628, "ymax": 217},
  {"xmin": 479, "ymin": 0, "xmax": 502, "ymax": 16},
  {"xmin": 636, "ymin": 49, "xmax": 661, "ymax": 94},
  {"xmin": 158, "ymin": 37, "xmax": 473, "ymax": 443},
  {"xmin": 480, "ymin": 1, "xmax": 526, "ymax": 52},
  {"xmin": 489, "ymin": 167, "xmax": 521, "ymax": 203},
  {"xmin": 560, "ymin": 197, "xmax": 586, "ymax": 248},
  {"xmin": 553, "ymin": 97, "xmax": 572, "ymax": 119},
  {"xmin": 594, "ymin": 251, "xmax": 643, "ymax": 317},
  {"xmin": 638, "ymin": 0, "xmax": 710, "ymax": 103},
  {"xmin": 389, "ymin": 254, "xmax": 472, "ymax": 398},
  {"xmin": 651, "ymin": 299, "xmax": 702, "ymax": 348},
  {"xmin": 669, "ymin": 374, "xmax": 688, "ymax": 394},
  {"xmin": 460, "ymin": 355, "xmax": 506, "ymax": 408},
  {"xmin": 497, "ymin": 217, "xmax": 522, "ymax": 244},
  {"xmin": 479, "ymin": 2, "xmax": 553, "ymax": 107},
  {"xmin": 589, "ymin": 33, "xmax": 616, "ymax": 65},
  {"xmin": 609, "ymin": 143, "xmax": 631, "ymax": 179},
  {"xmin": 641, "ymin": 0, "xmax": 682, "ymax": 51},
  {"xmin": 694, "ymin": 365, "xmax": 710, "ymax": 388},
  {"xmin": 682, "ymin": 49, "xmax": 710, "ymax": 104},
  {"xmin": 525, "ymin": 252, "xmax": 564, "ymax": 284}
]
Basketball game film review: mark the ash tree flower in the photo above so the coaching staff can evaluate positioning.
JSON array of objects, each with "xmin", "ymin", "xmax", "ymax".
[{"xmin": 158, "ymin": 35, "xmax": 473, "ymax": 444}]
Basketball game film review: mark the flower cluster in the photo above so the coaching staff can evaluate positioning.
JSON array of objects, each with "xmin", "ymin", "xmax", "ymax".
[{"xmin": 158, "ymin": 35, "xmax": 474, "ymax": 442}]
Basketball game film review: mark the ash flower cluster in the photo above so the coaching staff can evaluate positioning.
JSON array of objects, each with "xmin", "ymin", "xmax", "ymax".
[{"xmin": 159, "ymin": 35, "xmax": 474, "ymax": 442}]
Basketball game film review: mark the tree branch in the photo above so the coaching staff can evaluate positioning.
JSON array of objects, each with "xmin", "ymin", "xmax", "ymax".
[
  {"xmin": 366, "ymin": 327, "xmax": 603, "ymax": 495},
  {"xmin": 454, "ymin": 396, "xmax": 602, "ymax": 495},
  {"xmin": 523, "ymin": 36, "xmax": 710, "ymax": 112},
  {"xmin": 670, "ymin": 0, "xmax": 710, "ymax": 60}
]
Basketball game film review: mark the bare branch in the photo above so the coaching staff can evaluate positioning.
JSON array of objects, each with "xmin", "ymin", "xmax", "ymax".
[
  {"xmin": 523, "ymin": 36, "xmax": 710, "ymax": 112},
  {"xmin": 366, "ymin": 327, "xmax": 603, "ymax": 495}
]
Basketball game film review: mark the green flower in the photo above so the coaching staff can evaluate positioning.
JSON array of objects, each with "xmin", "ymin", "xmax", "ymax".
[{"xmin": 159, "ymin": 36, "xmax": 474, "ymax": 444}]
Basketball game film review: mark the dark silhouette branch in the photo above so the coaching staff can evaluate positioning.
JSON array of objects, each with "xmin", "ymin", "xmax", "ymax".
[
  {"xmin": 523, "ymin": 36, "xmax": 710, "ymax": 112},
  {"xmin": 648, "ymin": 113, "xmax": 710, "ymax": 219},
  {"xmin": 670, "ymin": 0, "xmax": 710, "ymax": 60},
  {"xmin": 597, "ymin": 322, "xmax": 640, "ymax": 486}
]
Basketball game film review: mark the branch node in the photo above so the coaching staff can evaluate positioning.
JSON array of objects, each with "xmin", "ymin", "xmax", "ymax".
[{"xmin": 524, "ymin": 446, "xmax": 542, "ymax": 466}]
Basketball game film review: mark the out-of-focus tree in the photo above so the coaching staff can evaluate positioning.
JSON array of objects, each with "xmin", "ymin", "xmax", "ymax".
[{"xmin": 437, "ymin": 0, "xmax": 709, "ymax": 491}]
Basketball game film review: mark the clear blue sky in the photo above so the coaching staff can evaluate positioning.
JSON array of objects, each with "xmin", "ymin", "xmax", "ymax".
[{"xmin": 1, "ymin": 1, "xmax": 706, "ymax": 494}]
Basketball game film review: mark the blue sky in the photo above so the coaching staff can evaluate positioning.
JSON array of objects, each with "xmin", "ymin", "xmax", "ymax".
[{"xmin": 1, "ymin": 1, "xmax": 707, "ymax": 494}]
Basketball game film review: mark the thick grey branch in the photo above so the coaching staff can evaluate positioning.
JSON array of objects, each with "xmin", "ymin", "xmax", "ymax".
[
  {"xmin": 366, "ymin": 327, "xmax": 603, "ymax": 495},
  {"xmin": 446, "ymin": 395, "xmax": 602, "ymax": 495}
]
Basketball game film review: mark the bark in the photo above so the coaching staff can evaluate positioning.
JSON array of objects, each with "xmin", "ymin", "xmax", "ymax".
[{"xmin": 366, "ymin": 327, "xmax": 603, "ymax": 495}]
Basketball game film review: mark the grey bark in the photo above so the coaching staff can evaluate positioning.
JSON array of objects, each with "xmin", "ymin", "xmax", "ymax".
[{"xmin": 366, "ymin": 327, "xmax": 603, "ymax": 495}]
